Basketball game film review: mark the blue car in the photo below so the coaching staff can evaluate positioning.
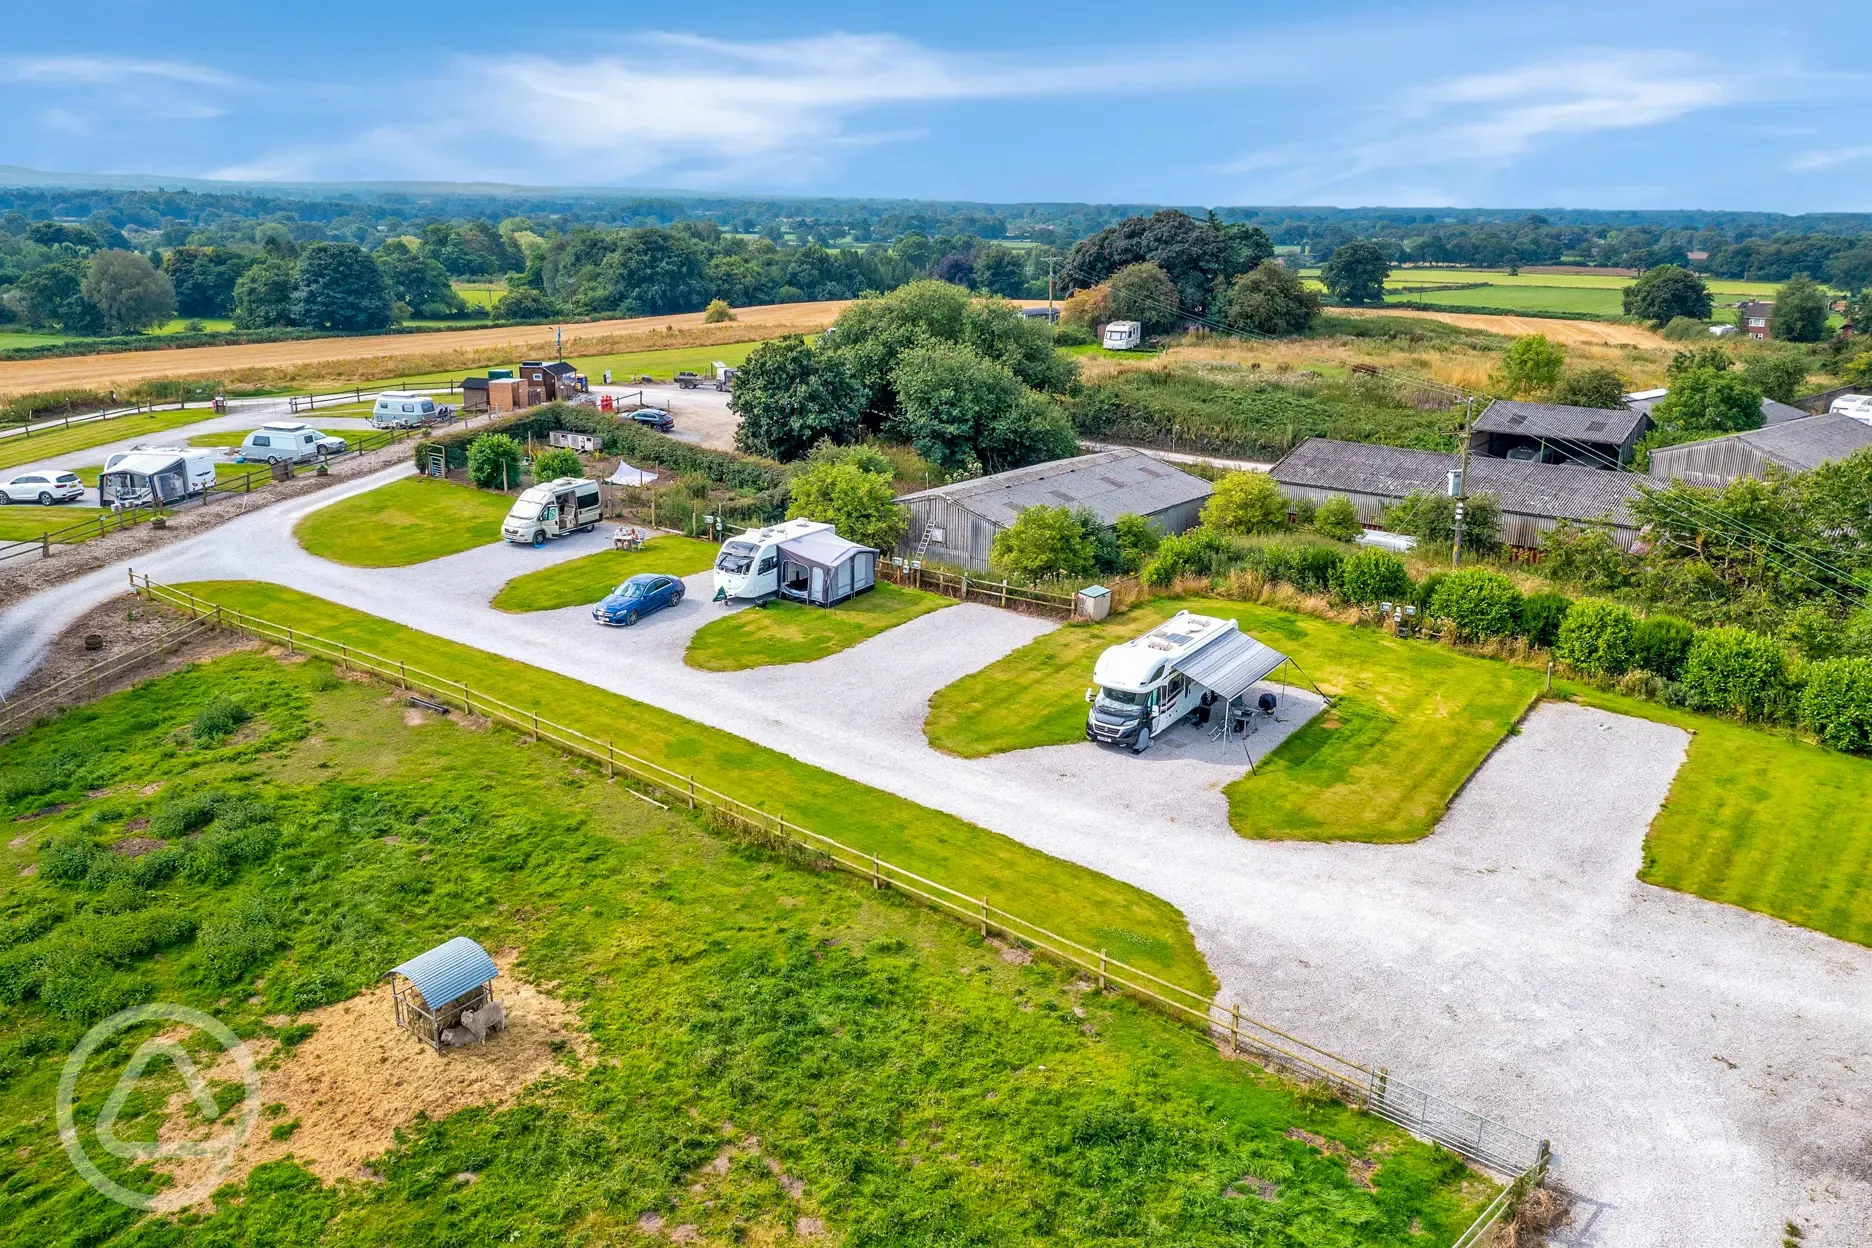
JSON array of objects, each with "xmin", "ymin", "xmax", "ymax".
[{"xmin": 593, "ymin": 573, "xmax": 685, "ymax": 626}]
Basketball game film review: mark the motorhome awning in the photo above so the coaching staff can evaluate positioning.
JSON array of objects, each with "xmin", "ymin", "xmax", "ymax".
[{"xmin": 1173, "ymin": 630, "xmax": 1288, "ymax": 703}]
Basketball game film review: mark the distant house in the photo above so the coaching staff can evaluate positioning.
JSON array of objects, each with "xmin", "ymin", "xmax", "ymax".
[
  {"xmin": 1737, "ymin": 300, "xmax": 1774, "ymax": 341},
  {"xmin": 1623, "ymin": 388, "xmax": 1810, "ymax": 428},
  {"xmin": 1646, "ymin": 414, "xmax": 1872, "ymax": 488},
  {"xmin": 895, "ymin": 448, "xmax": 1212, "ymax": 572},
  {"xmin": 1469, "ymin": 399, "xmax": 1649, "ymax": 469},
  {"xmin": 1270, "ymin": 437, "xmax": 1646, "ymax": 552}
]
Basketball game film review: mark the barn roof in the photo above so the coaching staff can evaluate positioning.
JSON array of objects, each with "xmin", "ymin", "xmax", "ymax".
[
  {"xmin": 1271, "ymin": 438, "xmax": 1645, "ymax": 526},
  {"xmin": 896, "ymin": 449, "xmax": 1212, "ymax": 528},
  {"xmin": 1475, "ymin": 399, "xmax": 1646, "ymax": 445},
  {"xmin": 390, "ymin": 937, "xmax": 497, "ymax": 1007},
  {"xmin": 1648, "ymin": 413, "xmax": 1872, "ymax": 476}
]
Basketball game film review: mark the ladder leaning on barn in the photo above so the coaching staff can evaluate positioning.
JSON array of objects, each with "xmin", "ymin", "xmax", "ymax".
[{"xmin": 912, "ymin": 523, "xmax": 937, "ymax": 562}]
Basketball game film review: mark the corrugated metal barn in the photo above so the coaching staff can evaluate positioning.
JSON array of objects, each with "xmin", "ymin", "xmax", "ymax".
[
  {"xmin": 1469, "ymin": 399, "xmax": 1649, "ymax": 468},
  {"xmin": 1646, "ymin": 414, "xmax": 1872, "ymax": 488},
  {"xmin": 896, "ymin": 449, "xmax": 1213, "ymax": 571},
  {"xmin": 1270, "ymin": 438, "xmax": 1647, "ymax": 551}
]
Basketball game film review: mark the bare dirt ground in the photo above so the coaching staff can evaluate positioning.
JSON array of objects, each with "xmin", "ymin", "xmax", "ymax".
[
  {"xmin": 0, "ymin": 591, "xmax": 253, "ymax": 712},
  {"xmin": 1336, "ymin": 306, "xmax": 1672, "ymax": 349}
]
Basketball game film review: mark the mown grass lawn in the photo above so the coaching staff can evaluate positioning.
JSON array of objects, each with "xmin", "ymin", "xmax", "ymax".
[
  {"xmin": 0, "ymin": 408, "xmax": 215, "ymax": 472},
  {"xmin": 293, "ymin": 477, "xmax": 514, "ymax": 567},
  {"xmin": 0, "ymin": 506, "xmax": 114, "ymax": 542},
  {"xmin": 926, "ymin": 599, "xmax": 1542, "ymax": 844},
  {"xmin": 491, "ymin": 537, "xmax": 720, "ymax": 611},
  {"xmin": 1390, "ymin": 284, "xmax": 1628, "ymax": 317},
  {"xmin": 1558, "ymin": 683, "xmax": 1872, "ymax": 947},
  {"xmin": 175, "ymin": 580, "xmax": 1213, "ymax": 992},
  {"xmin": 686, "ymin": 583, "xmax": 952, "ymax": 671},
  {"xmin": 0, "ymin": 655, "xmax": 1490, "ymax": 1246}
]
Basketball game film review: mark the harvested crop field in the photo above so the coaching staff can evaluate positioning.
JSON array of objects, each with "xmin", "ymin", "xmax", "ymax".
[{"xmin": 1336, "ymin": 305, "xmax": 1672, "ymax": 348}]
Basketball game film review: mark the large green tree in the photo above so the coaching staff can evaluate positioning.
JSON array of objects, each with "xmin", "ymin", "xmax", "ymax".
[
  {"xmin": 730, "ymin": 335, "xmax": 866, "ymax": 462},
  {"xmin": 375, "ymin": 239, "xmax": 462, "ymax": 317},
  {"xmin": 1224, "ymin": 260, "xmax": 1319, "ymax": 336},
  {"xmin": 17, "ymin": 259, "xmax": 85, "ymax": 328},
  {"xmin": 1651, "ymin": 368, "xmax": 1764, "ymax": 436},
  {"xmin": 163, "ymin": 247, "xmax": 256, "ymax": 318},
  {"xmin": 290, "ymin": 243, "xmax": 392, "ymax": 331},
  {"xmin": 1622, "ymin": 265, "xmax": 1713, "ymax": 324},
  {"xmin": 1551, "ymin": 366, "xmax": 1629, "ymax": 409},
  {"xmin": 231, "ymin": 259, "xmax": 298, "ymax": 329},
  {"xmin": 989, "ymin": 504, "xmax": 1096, "ymax": 582},
  {"xmin": 1106, "ymin": 262, "xmax": 1182, "ymax": 333},
  {"xmin": 1320, "ymin": 242, "xmax": 1389, "ymax": 305},
  {"xmin": 1491, "ymin": 333, "xmax": 1567, "ymax": 397},
  {"xmin": 81, "ymin": 250, "xmax": 175, "ymax": 334},
  {"xmin": 1769, "ymin": 275, "xmax": 1829, "ymax": 343},
  {"xmin": 887, "ymin": 341, "xmax": 1076, "ymax": 473},
  {"xmin": 785, "ymin": 459, "xmax": 907, "ymax": 551},
  {"xmin": 1060, "ymin": 209, "xmax": 1262, "ymax": 316}
]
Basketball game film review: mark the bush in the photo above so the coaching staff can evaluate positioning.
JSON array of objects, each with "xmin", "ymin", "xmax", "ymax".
[
  {"xmin": 195, "ymin": 900, "xmax": 282, "ymax": 987},
  {"xmin": 1518, "ymin": 590, "xmax": 1572, "ymax": 647},
  {"xmin": 1413, "ymin": 571, "xmax": 1446, "ymax": 619},
  {"xmin": 1383, "ymin": 490, "xmax": 1501, "ymax": 556},
  {"xmin": 1630, "ymin": 615, "xmax": 1696, "ymax": 680},
  {"xmin": 491, "ymin": 287, "xmax": 560, "ymax": 321},
  {"xmin": 1052, "ymin": 322, "xmax": 1094, "ymax": 347},
  {"xmin": 1430, "ymin": 569, "xmax": 1523, "ymax": 641},
  {"xmin": 40, "ymin": 835, "xmax": 107, "ymax": 885},
  {"xmin": 989, "ymin": 504, "xmax": 1095, "ymax": 583},
  {"xmin": 1680, "ymin": 627, "xmax": 1787, "ymax": 720},
  {"xmin": 1252, "ymin": 542, "xmax": 1343, "ymax": 593},
  {"xmin": 1312, "ymin": 495, "xmax": 1362, "ymax": 542},
  {"xmin": 1555, "ymin": 598, "xmax": 1637, "ymax": 677},
  {"xmin": 1110, "ymin": 513, "xmax": 1160, "ymax": 574},
  {"xmin": 1659, "ymin": 316, "xmax": 1711, "ymax": 343},
  {"xmin": 1141, "ymin": 528, "xmax": 1233, "ymax": 587},
  {"xmin": 1799, "ymin": 658, "xmax": 1872, "ymax": 753},
  {"xmin": 191, "ymin": 696, "xmax": 250, "ymax": 744},
  {"xmin": 150, "ymin": 790, "xmax": 223, "ymax": 839},
  {"xmin": 467, "ymin": 433, "xmax": 524, "ymax": 490},
  {"xmin": 703, "ymin": 298, "xmax": 735, "ymax": 323},
  {"xmin": 531, "ymin": 447, "xmax": 583, "ymax": 482},
  {"xmin": 1201, "ymin": 472, "xmax": 1287, "ymax": 535},
  {"xmin": 1337, "ymin": 548, "xmax": 1412, "ymax": 605},
  {"xmin": 786, "ymin": 459, "xmax": 907, "ymax": 552}
]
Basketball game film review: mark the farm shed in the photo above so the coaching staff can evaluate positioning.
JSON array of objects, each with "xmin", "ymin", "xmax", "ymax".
[
  {"xmin": 1624, "ymin": 389, "xmax": 1811, "ymax": 428},
  {"xmin": 459, "ymin": 377, "xmax": 489, "ymax": 413},
  {"xmin": 895, "ymin": 449, "xmax": 1212, "ymax": 572},
  {"xmin": 778, "ymin": 529, "xmax": 878, "ymax": 606},
  {"xmin": 385, "ymin": 936, "xmax": 499, "ymax": 1055},
  {"xmin": 1469, "ymin": 399, "xmax": 1649, "ymax": 468},
  {"xmin": 1270, "ymin": 438, "xmax": 1646, "ymax": 552},
  {"xmin": 520, "ymin": 361, "xmax": 587, "ymax": 405},
  {"xmin": 1646, "ymin": 413, "xmax": 1872, "ymax": 488}
]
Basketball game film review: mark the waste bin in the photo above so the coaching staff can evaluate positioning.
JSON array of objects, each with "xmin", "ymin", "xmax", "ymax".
[{"xmin": 1076, "ymin": 585, "xmax": 1111, "ymax": 622}]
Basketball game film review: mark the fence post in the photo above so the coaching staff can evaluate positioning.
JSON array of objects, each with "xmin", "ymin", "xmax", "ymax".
[
  {"xmin": 339, "ymin": 643, "xmax": 347, "ymax": 671},
  {"xmin": 606, "ymin": 742, "xmax": 614, "ymax": 777},
  {"xmin": 687, "ymin": 775, "xmax": 695, "ymax": 809},
  {"xmin": 399, "ymin": 660, "xmax": 408, "ymax": 691},
  {"xmin": 959, "ymin": 575, "xmax": 968, "ymax": 604},
  {"xmin": 1231, "ymin": 1003, "xmax": 1241, "ymax": 1053},
  {"xmin": 42, "ymin": 532, "xmax": 49, "ymax": 558},
  {"xmin": 462, "ymin": 683, "xmax": 472, "ymax": 715},
  {"xmin": 286, "ymin": 626, "xmax": 294, "ymax": 654},
  {"xmin": 980, "ymin": 897, "xmax": 990, "ymax": 938},
  {"xmin": 1001, "ymin": 579, "xmax": 1008, "ymax": 607},
  {"xmin": 871, "ymin": 852, "xmax": 881, "ymax": 888},
  {"xmin": 1099, "ymin": 949, "xmax": 1107, "ymax": 991}
]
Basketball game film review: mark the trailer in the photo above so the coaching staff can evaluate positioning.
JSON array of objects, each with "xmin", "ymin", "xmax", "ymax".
[
  {"xmin": 1101, "ymin": 320, "xmax": 1143, "ymax": 350},
  {"xmin": 711, "ymin": 517, "xmax": 834, "ymax": 603}
]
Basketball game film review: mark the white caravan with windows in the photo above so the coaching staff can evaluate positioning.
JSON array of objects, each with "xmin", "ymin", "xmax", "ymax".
[
  {"xmin": 1102, "ymin": 320, "xmax": 1143, "ymax": 350},
  {"xmin": 712, "ymin": 517, "xmax": 833, "ymax": 603},
  {"xmin": 371, "ymin": 392, "xmax": 439, "ymax": 428},
  {"xmin": 1085, "ymin": 610, "xmax": 1240, "ymax": 753}
]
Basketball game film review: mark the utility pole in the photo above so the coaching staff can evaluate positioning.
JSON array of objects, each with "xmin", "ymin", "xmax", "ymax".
[
  {"xmin": 554, "ymin": 324, "xmax": 563, "ymax": 358},
  {"xmin": 1047, "ymin": 254, "xmax": 1057, "ymax": 321},
  {"xmin": 1451, "ymin": 395, "xmax": 1474, "ymax": 570}
]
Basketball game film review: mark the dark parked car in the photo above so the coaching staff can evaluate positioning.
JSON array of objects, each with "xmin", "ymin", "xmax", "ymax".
[
  {"xmin": 629, "ymin": 407, "xmax": 674, "ymax": 431},
  {"xmin": 593, "ymin": 573, "xmax": 685, "ymax": 626}
]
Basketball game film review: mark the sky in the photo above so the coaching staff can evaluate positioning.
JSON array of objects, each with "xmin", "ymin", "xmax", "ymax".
[{"xmin": 4, "ymin": 0, "xmax": 1871, "ymax": 214}]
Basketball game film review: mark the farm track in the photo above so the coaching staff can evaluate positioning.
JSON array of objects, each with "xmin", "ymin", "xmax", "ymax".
[{"xmin": 1339, "ymin": 306, "xmax": 1673, "ymax": 348}]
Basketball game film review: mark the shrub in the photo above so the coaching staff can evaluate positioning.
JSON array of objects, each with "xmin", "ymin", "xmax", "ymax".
[
  {"xmin": 702, "ymin": 298, "xmax": 735, "ymax": 323},
  {"xmin": 989, "ymin": 504, "xmax": 1095, "ymax": 583},
  {"xmin": 1110, "ymin": 513, "xmax": 1160, "ymax": 574},
  {"xmin": 1799, "ymin": 658, "xmax": 1872, "ymax": 753},
  {"xmin": 1383, "ymin": 490, "xmax": 1501, "ymax": 555},
  {"xmin": 530, "ymin": 447, "xmax": 583, "ymax": 483},
  {"xmin": 1631, "ymin": 615, "xmax": 1696, "ymax": 680},
  {"xmin": 1555, "ymin": 598, "xmax": 1637, "ymax": 677},
  {"xmin": 1680, "ymin": 627, "xmax": 1787, "ymax": 720},
  {"xmin": 467, "ymin": 433, "xmax": 524, "ymax": 490},
  {"xmin": 786, "ymin": 459, "xmax": 907, "ymax": 552},
  {"xmin": 1052, "ymin": 322, "xmax": 1094, "ymax": 347},
  {"xmin": 1337, "ymin": 548, "xmax": 1411, "ymax": 605},
  {"xmin": 1518, "ymin": 591, "xmax": 1572, "ymax": 647},
  {"xmin": 1254, "ymin": 542, "xmax": 1343, "ymax": 593},
  {"xmin": 191, "ymin": 696, "xmax": 250, "ymax": 744},
  {"xmin": 1658, "ymin": 316, "xmax": 1710, "ymax": 343},
  {"xmin": 1413, "ymin": 571, "xmax": 1446, "ymax": 619},
  {"xmin": 150, "ymin": 790, "xmax": 223, "ymax": 839},
  {"xmin": 1430, "ymin": 569, "xmax": 1523, "ymax": 641},
  {"xmin": 1201, "ymin": 472, "xmax": 1287, "ymax": 535},
  {"xmin": 1313, "ymin": 495, "xmax": 1362, "ymax": 542},
  {"xmin": 40, "ymin": 835, "xmax": 107, "ymax": 885},
  {"xmin": 1141, "ymin": 528, "xmax": 1233, "ymax": 587}
]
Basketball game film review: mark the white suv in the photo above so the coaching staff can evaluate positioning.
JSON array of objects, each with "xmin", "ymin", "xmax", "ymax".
[{"xmin": 0, "ymin": 471, "xmax": 85, "ymax": 505}]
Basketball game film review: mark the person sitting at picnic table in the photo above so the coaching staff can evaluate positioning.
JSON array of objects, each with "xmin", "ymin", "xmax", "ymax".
[{"xmin": 612, "ymin": 526, "xmax": 646, "ymax": 550}]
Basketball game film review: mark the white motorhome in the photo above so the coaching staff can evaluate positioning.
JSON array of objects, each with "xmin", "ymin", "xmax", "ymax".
[
  {"xmin": 372, "ymin": 392, "xmax": 439, "ymax": 428},
  {"xmin": 501, "ymin": 477, "xmax": 602, "ymax": 546},
  {"xmin": 1102, "ymin": 320, "xmax": 1143, "ymax": 350},
  {"xmin": 1085, "ymin": 611, "xmax": 1241, "ymax": 753},
  {"xmin": 711, "ymin": 517, "xmax": 833, "ymax": 603},
  {"xmin": 105, "ymin": 446, "xmax": 217, "ymax": 494}
]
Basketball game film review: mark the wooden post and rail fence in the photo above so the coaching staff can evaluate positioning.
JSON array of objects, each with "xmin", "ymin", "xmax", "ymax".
[{"xmin": 875, "ymin": 561, "xmax": 1078, "ymax": 618}]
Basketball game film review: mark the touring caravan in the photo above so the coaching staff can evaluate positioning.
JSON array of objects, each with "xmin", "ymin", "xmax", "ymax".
[
  {"xmin": 104, "ymin": 446, "xmax": 216, "ymax": 495},
  {"xmin": 1102, "ymin": 320, "xmax": 1143, "ymax": 350},
  {"xmin": 500, "ymin": 477, "xmax": 603, "ymax": 547},
  {"xmin": 371, "ymin": 392, "xmax": 440, "ymax": 428},
  {"xmin": 1830, "ymin": 394, "xmax": 1872, "ymax": 426},
  {"xmin": 711, "ymin": 517, "xmax": 833, "ymax": 603},
  {"xmin": 98, "ymin": 452, "xmax": 193, "ymax": 509}
]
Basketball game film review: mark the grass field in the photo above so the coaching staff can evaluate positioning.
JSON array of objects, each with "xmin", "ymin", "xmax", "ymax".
[
  {"xmin": 1389, "ymin": 285, "xmax": 1628, "ymax": 317},
  {"xmin": 0, "ymin": 408, "xmax": 217, "ymax": 472},
  {"xmin": 293, "ymin": 477, "xmax": 514, "ymax": 567},
  {"xmin": 0, "ymin": 654, "xmax": 1488, "ymax": 1245},
  {"xmin": 926, "ymin": 599, "xmax": 1542, "ymax": 844},
  {"xmin": 1386, "ymin": 269, "xmax": 1791, "ymax": 298},
  {"xmin": 374, "ymin": 340, "xmax": 766, "ymax": 391},
  {"xmin": 1559, "ymin": 684, "xmax": 1872, "ymax": 947},
  {"xmin": 172, "ymin": 581, "xmax": 1216, "ymax": 991},
  {"xmin": 491, "ymin": 537, "xmax": 720, "ymax": 611},
  {"xmin": 0, "ymin": 505, "xmax": 113, "ymax": 542},
  {"xmin": 685, "ymin": 583, "xmax": 952, "ymax": 671}
]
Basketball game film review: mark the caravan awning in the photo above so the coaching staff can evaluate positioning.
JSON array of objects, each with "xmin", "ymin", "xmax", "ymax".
[
  {"xmin": 778, "ymin": 530, "xmax": 876, "ymax": 567},
  {"xmin": 1174, "ymin": 630, "xmax": 1288, "ymax": 703}
]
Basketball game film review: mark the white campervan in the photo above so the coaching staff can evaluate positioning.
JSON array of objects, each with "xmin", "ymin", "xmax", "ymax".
[
  {"xmin": 1085, "ymin": 610, "xmax": 1240, "ymax": 753},
  {"xmin": 371, "ymin": 392, "xmax": 439, "ymax": 428},
  {"xmin": 501, "ymin": 477, "xmax": 602, "ymax": 547},
  {"xmin": 1829, "ymin": 394, "xmax": 1872, "ymax": 426},
  {"xmin": 1102, "ymin": 320, "xmax": 1143, "ymax": 350},
  {"xmin": 711, "ymin": 517, "xmax": 833, "ymax": 603},
  {"xmin": 104, "ymin": 446, "xmax": 217, "ymax": 495}
]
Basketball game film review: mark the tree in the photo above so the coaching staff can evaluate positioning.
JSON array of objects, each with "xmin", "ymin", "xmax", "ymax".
[
  {"xmin": 1491, "ymin": 334, "xmax": 1566, "ymax": 397},
  {"xmin": 18, "ymin": 259, "xmax": 85, "ymax": 328},
  {"xmin": 933, "ymin": 253, "xmax": 975, "ymax": 287},
  {"xmin": 1827, "ymin": 248, "xmax": 1872, "ymax": 294},
  {"xmin": 1320, "ymin": 242, "xmax": 1389, "ymax": 305},
  {"xmin": 467, "ymin": 434, "xmax": 524, "ymax": 490},
  {"xmin": 291, "ymin": 242, "xmax": 393, "ymax": 331},
  {"xmin": 731, "ymin": 335, "xmax": 866, "ymax": 462},
  {"xmin": 231, "ymin": 259, "xmax": 297, "ymax": 329},
  {"xmin": 887, "ymin": 342, "xmax": 1075, "ymax": 473},
  {"xmin": 1201, "ymin": 471, "xmax": 1287, "ymax": 534},
  {"xmin": 785, "ymin": 460, "xmax": 906, "ymax": 552},
  {"xmin": 989, "ymin": 504, "xmax": 1096, "ymax": 583},
  {"xmin": 973, "ymin": 246, "xmax": 1027, "ymax": 298},
  {"xmin": 1062, "ymin": 210, "xmax": 1257, "ymax": 316},
  {"xmin": 531, "ymin": 448, "xmax": 584, "ymax": 482},
  {"xmin": 1769, "ymin": 275, "xmax": 1828, "ymax": 343},
  {"xmin": 1740, "ymin": 352, "xmax": 1808, "ymax": 404},
  {"xmin": 164, "ymin": 247, "xmax": 256, "ymax": 318},
  {"xmin": 374, "ymin": 240, "xmax": 461, "ymax": 317},
  {"xmin": 1384, "ymin": 490, "xmax": 1501, "ymax": 555},
  {"xmin": 1551, "ymin": 366, "xmax": 1628, "ymax": 409},
  {"xmin": 1313, "ymin": 495, "xmax": 1362, "ymax": 542},
  {"xmin": 1225, "ymin": 260, "xmax": 1319, "ymax": 337},
  {"xmin": 80, "ymin": 250, "xmax": 175, "ymax": 335},
  {"xmin": 1651, "ymin": 369, "xmax": 1764, "ymax": 436},
  {"xmin": 1622, "ymin": 265, "xmax": 1713, "ymax": 324},
  {"xmin": 1106, "ymin": 262, "xmax": 1181, "ymax": 334},
  {"xmin": 1058, "ymin": 283, "xmax": 1110, "ymax": 330},
  {"xmin": 703, "ymin": 298, "xmax": 735, "ymax": 323},
  {"xmin": 1110, "ymin": 513, "xmax": 1160, "ymax": 574},
  {"xmin": 492, "ymin": 287, "xmax": 560, "ymax": 321}
]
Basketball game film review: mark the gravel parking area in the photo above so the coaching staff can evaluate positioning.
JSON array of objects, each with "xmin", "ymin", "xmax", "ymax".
[
  {"xmin": 3, "ymin": 498, "xmax": 1871, "ymax": 1247},
  {"xmin": 592, "ymin": 381, "xmax": 738, "ymax": 450}
]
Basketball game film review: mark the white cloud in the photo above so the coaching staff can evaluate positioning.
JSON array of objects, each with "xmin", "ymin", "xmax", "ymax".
[
  {"xmin": 1789, "ymin": 145, "xmax": 1872, "ymax": 172},
  {"xmin": 10, "ymin": 56, "xmax": 239, "ymax": 87}
]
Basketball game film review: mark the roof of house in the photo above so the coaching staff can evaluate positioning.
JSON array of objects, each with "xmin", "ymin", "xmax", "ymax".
[
  {"xmin": 897, "ymin": 449, "xmax": 1213, "ymax": 528},
  {"xmin": 1474, "ymin": 399, "xmax": 1646, "ymax": 445},
  {"xmin": 389, "ymin": 936, "xmax": 497, "ymax": 1008},
  {"xmin": 1271, "ymin": 438, "xmax": 1645, "ymax": 526},
  {"xmin": 1648, "ymin": 413, "xmax": 1872, "ymax": 475}
]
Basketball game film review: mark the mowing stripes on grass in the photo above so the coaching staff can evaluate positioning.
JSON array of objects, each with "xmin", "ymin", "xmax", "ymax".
[
  {"xmin": 173, "ymin": 579, "xmax": 1216, "ymax": 994},
  {"xmin": 492, "ymin": 537, "xmax": 720, "ymax": 611},
  {"xmin": 926, "ymin": 598, "xmax": 1542, "ymax": 844},
  {"xmin": 685, "ymin": 583, "xmax": 951, "ymax": 671},
  {"xmin": 293, "ymin": 477, "xmax": 514, "ymax": 567},
  {"xmin": 0, "ymin": 407, "xmax": 212, "ymax": 472}
]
